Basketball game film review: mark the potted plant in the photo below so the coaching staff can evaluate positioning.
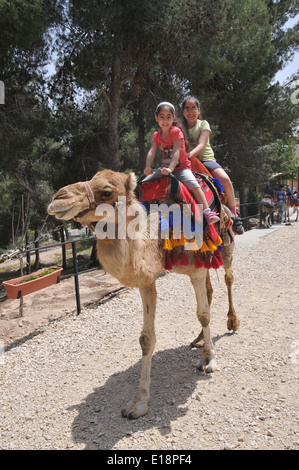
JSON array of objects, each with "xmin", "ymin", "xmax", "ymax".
[{"xmin": 3, "ymin": 266, "xmax": 63, "ymax": 299}]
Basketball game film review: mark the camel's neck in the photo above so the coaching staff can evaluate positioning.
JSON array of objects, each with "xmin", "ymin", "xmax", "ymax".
[{"xmin": 96, "ymin": 199, "xmax": 164, "ymax": 287}]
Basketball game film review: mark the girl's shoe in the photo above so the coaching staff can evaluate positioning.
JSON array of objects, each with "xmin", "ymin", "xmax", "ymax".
[{"xmin": 204, "ymin": 210, "xmax": 220, "ymax": 225}]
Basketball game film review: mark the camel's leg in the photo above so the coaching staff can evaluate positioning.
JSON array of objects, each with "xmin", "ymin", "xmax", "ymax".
[
  {"xmin": 284, "ymin": 207, "xmax": 288, "ymax": 223},
  {"xmin": 191, "ymin": 270, "xmax": 213, "ymax": 347},
  {"xmin": 222, "ymin": 243, "xmax": 240, "ymax": 332},
  {"xmin": 190, "ymin": 269, "xmax": 216, "ymax": 373},
  {"xmin": 121, "ymin": 282, "xmax": 156, "ymax": 419}
]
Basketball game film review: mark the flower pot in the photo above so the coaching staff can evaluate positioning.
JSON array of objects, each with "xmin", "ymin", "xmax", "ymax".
[{"xmin": 3, "ymin": 266, "xmax": 63, "ymax": 299}]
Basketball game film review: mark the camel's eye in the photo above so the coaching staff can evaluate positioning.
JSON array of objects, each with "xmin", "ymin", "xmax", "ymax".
[{"xmin": 102, "ymin": 190, "xmax": 113, "ymax": 198}]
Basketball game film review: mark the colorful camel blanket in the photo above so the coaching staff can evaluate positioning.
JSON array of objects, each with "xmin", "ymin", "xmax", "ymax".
[
  {"xmin": 290, "ymin": 196, "xmax": 299, "ymax": 207},
  {"xmin": 136, "ymin": 173, "xmax": 224, "ymax": 270}
]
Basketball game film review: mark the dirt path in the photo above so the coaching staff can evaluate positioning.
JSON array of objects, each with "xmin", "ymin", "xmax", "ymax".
[
  {"xmin": 0, "ymin": 221, "xmax": 298, "ymax": 450},
  {"xmin": 0, "ymin": 268, "xmax": 123, "ymax": 347}
]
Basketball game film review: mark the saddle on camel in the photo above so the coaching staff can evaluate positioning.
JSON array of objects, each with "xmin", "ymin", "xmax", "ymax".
[{"xmin": 136, "ymin": 158, "xmax": 234, "ymax": 272}]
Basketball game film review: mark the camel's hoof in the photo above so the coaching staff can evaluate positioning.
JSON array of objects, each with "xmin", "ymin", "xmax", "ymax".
[
  {"xmin": 191, "ymin": 331, "xmax": 204, "ymax": 348},
  {"xmin": 227, "ymin": 317, "xmax": 240, "ymax": 331},
  {"xmin": 190, "ymin": 339, "xmax": 204, "ymax": 348},
  {"xmin": 197, "ymin": 357, "xmax": 217, "ymax": 374},
  {"xmin": 121, "ymin": 400, "xmax": 149, "ymax": 420}
]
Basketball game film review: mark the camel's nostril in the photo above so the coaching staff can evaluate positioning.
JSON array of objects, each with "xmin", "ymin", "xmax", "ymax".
[{"xmin": 53, "ymin": 189, "xmax": 69, "ymax": 200}]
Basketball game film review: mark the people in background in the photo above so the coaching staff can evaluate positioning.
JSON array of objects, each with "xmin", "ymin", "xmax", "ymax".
[
  {"xmin": 262, "ymin": 182, "xmax": 275, "ymax": 200},
  {"xmin": 275, "ymin": 184, "xmax": 286, "ymax": 223}
]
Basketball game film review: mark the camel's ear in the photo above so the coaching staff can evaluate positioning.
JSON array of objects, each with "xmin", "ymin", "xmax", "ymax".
[{"xmin": 126, "ymin": 172, "xmax": 137, "ymax": 193}]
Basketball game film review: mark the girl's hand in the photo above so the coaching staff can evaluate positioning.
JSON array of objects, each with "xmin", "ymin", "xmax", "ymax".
[
  {"xmin": 144, "ymin": 167, "xmax": 153, "ymax": 175},
  {"xmin": 161, "ymin": 167, "xmax": 172, "ymax": 175},
  {"xmin": 188, "ymin": 153, "xmax": 195, "ymax": 160}
]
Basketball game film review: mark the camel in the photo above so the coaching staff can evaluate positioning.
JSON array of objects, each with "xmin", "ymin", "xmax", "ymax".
[
  {"xmin": 48, "ymin": 169, "xmax": 240, "ymax": 419},
  {"xmin": 260, "ymin": 196, "xmax": 282, "ymax": 228}
]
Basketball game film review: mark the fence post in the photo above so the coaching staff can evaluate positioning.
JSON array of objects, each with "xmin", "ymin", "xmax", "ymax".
[
  {"xmin": 60, "ymin": 227, "xmax": 67, "ymax": 270},
  {"xmin": 71, "ymin": 241, "xmax": 81, "ymax": 315}
]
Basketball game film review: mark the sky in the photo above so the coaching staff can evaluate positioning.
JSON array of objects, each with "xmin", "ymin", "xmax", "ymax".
[
  {"xmin": 274, "ymin": 15, "xmax": 299, "ymax": 85},
  {"xmin": 275, "ymin": 52, "xmax": 298, "ymax": 85}
]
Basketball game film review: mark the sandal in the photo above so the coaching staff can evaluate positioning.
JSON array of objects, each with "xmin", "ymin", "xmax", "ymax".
[
  {"xmin": 232, "ymin": 216, "xmax": 244, "ymax": 235},
  {"xmin": 204, "ymin": 210, "xmax": 220, "ymax": 225}
]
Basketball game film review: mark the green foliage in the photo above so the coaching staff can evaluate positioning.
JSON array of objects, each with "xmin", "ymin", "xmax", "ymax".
[{"xmin": 17, "ymin": 268, "xmax": 57, "ymax": 284}]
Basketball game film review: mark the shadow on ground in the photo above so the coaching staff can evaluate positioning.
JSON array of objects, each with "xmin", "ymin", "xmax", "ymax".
[{"xmin": 69, "ymin": 344, "xmax": 216, "ymax": 449}]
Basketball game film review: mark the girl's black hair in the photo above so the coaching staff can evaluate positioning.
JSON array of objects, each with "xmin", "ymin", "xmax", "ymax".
[
  {"xmin": 155, "ymin": 101, "xmax": 192, "ymax": 152},
  {"xmin": 173, "ymin": 117, "xmax": 192, "ymax": 153},
  {"xmin": 182, "ymin": 96, "xmax": 200, "ymax": 109},
  {"xmin": 180, "ymin": 96, "xmax": 201, "ymax": 152}
]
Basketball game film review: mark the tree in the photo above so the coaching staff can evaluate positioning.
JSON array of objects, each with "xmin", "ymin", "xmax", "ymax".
[
  {"xmin": 176, "ymin": 0, "xmax": 299, "ymax": 196},
  {"xmin": 52, "ymin": 0, "xmax": 194, "ymax": 171},
  {"xmin": 0, "ymin": 0, "xmax": 63, "ymax": 249}
]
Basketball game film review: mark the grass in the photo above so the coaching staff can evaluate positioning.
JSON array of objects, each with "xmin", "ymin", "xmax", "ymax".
[{"xmin": 16, "ymin": 268, "xmax": 57, "ymax": 284}]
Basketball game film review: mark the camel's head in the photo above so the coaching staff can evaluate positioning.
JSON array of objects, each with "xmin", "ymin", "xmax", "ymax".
[{"xmin": 48, "ymin": 169, "xmax": 137, "ymax": 229}]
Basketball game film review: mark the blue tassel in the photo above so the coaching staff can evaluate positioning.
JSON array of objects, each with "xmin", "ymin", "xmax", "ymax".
[{"xmin": 212, "ymin": 177, "xmax": 224, "ymax": 195}]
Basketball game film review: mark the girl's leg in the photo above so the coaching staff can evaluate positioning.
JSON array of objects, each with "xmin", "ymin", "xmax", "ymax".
[
  {"xmin": 190, "ymin": 187, "xmax": 220, "ymax": 225},
  {"xmin": 175, "ymin": 169, "xmax": 220, "ymax": 225},
  {"xmin": 211, "ymin": 167, "xmax": 244, "ymax": 234},
  {"xmin": 189, "ymin": 186, "xmax": 209, "ymax": 210},
  {"xmin": 211, "ymin": 168, "xmax": 237, "ymax": 216}
]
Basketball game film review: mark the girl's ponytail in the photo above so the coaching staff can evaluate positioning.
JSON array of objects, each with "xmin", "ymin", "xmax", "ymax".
[{"xmin": 173, "ymin": 117, "xmax": 192, "ymax": 153}]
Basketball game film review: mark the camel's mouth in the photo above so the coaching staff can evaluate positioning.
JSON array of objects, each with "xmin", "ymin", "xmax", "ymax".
[{"xmin": 47, "ymin": 202, "xmax": 82, "ymax": 220}]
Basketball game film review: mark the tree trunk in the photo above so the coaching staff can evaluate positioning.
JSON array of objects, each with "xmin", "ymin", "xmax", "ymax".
[
  {"xmin": 108, "ymin": 51, "xmax": 122, "ymax": 171},
  {"xmin": 137, "ymin": 99, "xmax": 146, "ymax": 174},
  {"xmin": 25, "ymin": 231, "xmax": 31, "ymax": 274},
  {"xmin": 33, "ymin": 229, "xmax": 40, "ymax": 271}
]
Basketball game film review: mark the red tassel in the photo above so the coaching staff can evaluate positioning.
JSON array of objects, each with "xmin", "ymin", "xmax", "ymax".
[
  {"xmin": 164, "ymin": 254, "xmax": 173, "ymax": 270},
  {"xmin": 206, "ymin": 224, "xmax": 219, "ymax": 243},
  {"xmin": 179, "ymin": 251, "xmax": 189, "ymax": 266},
  {"xmin": 211, "ymin": 255, "xmax": 220, "ymax": 269},
  {"xmin": 214, "ymin": 249, "xmax": 223, "ymax": 265},
  {"xmin": 171, "ymin": 250, "xmax": 178, "ymax": 265},
  {"xmin": 203, "ymin": 255, "xmax": 211, "ymax": 269},
  {"xmin": 194, "ymin": 254, "xmax": 203, "ymax": 269}
]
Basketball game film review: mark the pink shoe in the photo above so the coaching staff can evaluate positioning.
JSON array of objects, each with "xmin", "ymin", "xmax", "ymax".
[{"xmin": 204, "ymin": 210, "xmax": 220, "ymax": 225}]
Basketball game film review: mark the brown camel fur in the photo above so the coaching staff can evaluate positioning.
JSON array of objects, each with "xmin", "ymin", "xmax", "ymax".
[{"xmin": 48, "ymin": 169, "xmax": 240, "ymax": 419}]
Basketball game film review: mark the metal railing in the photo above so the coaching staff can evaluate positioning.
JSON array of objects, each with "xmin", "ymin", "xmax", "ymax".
[
  {"xmin": 0, "ymin": 236, "xmax": 98, "ymax": 315},
  {"xmin": 238, "ymin": 201, "xmax": 260, "ymax": 231}
]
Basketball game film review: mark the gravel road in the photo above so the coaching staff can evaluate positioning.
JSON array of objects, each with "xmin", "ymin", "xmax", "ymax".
[{"xmin": 0, "ymin": 220, "xmax": 298, "ymax": 450}]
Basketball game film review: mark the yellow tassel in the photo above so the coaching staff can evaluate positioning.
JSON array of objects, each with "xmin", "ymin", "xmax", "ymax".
[
  {"xmin": 201, "ymin": 241, "xmax": 211, "ymax": 252},
  {"xmin": 207, "ymin": 240, "xmax": 218, "ymax": 252},
  {"xmin": 180, "ymin": 233, "xmax": 188, "ymax": 245},
  {"xmin": 170, "ymin": 234, "xmax": 181, "ymax": 247},
  {"xmin": 163, "ymin": 238, "xmax": 173, "ymax": 251}
]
